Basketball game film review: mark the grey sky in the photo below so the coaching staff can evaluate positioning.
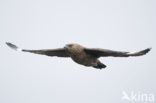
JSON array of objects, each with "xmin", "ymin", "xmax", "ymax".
[{"xmin": 0, "ymin": 0, "xmax": 156, "ymax": 103}]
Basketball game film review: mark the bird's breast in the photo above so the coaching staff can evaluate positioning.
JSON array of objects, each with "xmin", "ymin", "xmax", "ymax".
[{"xmin": 70, "ymin": 52, "xmax": 96, "ymax": 66}]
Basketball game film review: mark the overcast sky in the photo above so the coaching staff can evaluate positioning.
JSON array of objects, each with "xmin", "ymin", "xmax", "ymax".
[{"xmin": 0, "ymin": 0, "xmax": 156, "ymax": 103}]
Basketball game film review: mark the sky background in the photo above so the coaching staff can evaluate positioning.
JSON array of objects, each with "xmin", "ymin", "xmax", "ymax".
[{"xmin": 0, "ymin": 0, "xmax": 156, "ymax": 103}]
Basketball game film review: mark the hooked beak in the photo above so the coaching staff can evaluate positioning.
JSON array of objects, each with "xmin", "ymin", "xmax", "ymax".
[{"xmin": 64, "ymin": 46, "xmax": 67, "ymax": 49}]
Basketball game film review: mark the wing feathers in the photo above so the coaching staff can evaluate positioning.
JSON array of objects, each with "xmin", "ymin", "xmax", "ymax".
[
  {"xmin": 127, "ymin": 48, "xmax": 151, "ymax": 56},
  {"xmin": 6, "ymin": 42, "xmax": 22, "ymax": 51},
  {"xmin": 6, "ymin": 42, "xmax": 69, "ymax": 57},
  {"xmin": 84, "ymin": 48, "xmax": 151, "ymax": 57},
  {"xmin": 22, "ymin": 48, "xmax": 69, "ymax": 57}
]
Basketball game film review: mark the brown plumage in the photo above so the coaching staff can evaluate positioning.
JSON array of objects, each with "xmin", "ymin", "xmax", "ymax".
[{"xmin": 6, "ymin": 42, "xmax": 151, "ymax": 69}]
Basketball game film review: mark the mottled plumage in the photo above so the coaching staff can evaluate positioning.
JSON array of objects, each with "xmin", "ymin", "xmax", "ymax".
[{"xmin": 6, "ymin": 42, "xmax": 151, "ymax": 69}]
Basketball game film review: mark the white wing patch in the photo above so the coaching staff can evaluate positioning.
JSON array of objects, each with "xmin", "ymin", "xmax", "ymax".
[{"xmin": 6, "ymin": 42, "xmax": 22, "ymax": 51}]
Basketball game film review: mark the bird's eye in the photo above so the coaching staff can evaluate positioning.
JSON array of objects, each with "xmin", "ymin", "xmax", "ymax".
[{"xmin": 68, "ymin": 44, "xmax": 73, "ymax": 48}]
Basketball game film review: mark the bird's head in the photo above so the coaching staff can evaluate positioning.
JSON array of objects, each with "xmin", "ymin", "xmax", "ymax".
[{"xmin": 64, "ymin": 43, "xmax": 84, "ymax": 53}]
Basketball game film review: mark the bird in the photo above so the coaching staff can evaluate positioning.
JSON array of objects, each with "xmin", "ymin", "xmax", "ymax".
[{"xmin": 6, "ymin": 42, "xmax": 151, "ymax": 69}]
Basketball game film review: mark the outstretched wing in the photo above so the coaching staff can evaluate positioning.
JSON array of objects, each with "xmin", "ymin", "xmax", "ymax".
[
  {"xmin": 84, "ymin": 48, "xmax": 151, "ymax": 58},
  {"xmin": 6, "ymin": 42, "xmax": 69, "ymax": 57}
]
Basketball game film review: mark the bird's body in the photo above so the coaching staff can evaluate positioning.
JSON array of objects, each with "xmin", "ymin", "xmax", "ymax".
[
  {"xmin": 65, "ymin": 44, "xmax": 97, "ymax": 67},
  {"xmin": 6, "ymin": 42, "xmax": 151, "ymax": 69}
]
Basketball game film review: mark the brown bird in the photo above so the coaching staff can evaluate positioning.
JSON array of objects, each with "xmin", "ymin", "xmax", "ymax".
[{"xmin": 6, "ymin": 42, "xmax": 151, "ymax": 69}]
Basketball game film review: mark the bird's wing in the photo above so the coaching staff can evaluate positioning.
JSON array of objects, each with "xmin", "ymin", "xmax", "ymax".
[
  {"xmin": 84, "ymin": 48, "xmax": 151, "ymax": 58},
  {"xmin": 6, "ymin": 42, "xmax": 69, "ymax": 57}
]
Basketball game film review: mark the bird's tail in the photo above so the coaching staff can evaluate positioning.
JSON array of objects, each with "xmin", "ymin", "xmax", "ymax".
[
  {"xmin": 126, "ymin": 48, "xmax": 151, "ymax": 56},
  {"xmin": 93, "ymin": 60, "xmax": 106, "ymax": 69}
]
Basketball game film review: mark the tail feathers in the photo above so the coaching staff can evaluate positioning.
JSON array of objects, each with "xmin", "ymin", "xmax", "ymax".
[
  {"xmin": 93, "ymin": 61, "xmax": 106, "ymax": 69},
  {"xmin": 6, "ymin": 42, "xmax": 22, "ymax": 51},
  {"xmin": 127, "ymin": 48, "xmax": 151, "ymax": 56}
]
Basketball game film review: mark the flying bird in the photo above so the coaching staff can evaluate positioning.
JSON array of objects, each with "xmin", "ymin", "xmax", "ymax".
[{"xmin": 6, "ymin": 42, "xmax": 151, "ymax": 69}]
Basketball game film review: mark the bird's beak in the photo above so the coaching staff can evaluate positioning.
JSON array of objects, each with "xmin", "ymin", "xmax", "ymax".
[{"xmin": 64, "ymin": 46, "xmax": 67, "ymax": 49}]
